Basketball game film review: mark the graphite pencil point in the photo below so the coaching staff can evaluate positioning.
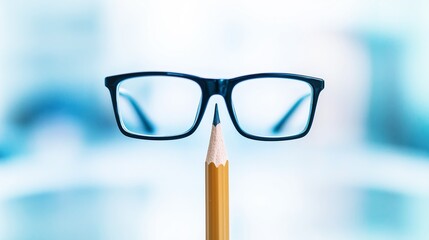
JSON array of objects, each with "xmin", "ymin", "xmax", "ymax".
[{"xmin": 213, "ymin": 104, "xmax": 220, "ymax": 126}]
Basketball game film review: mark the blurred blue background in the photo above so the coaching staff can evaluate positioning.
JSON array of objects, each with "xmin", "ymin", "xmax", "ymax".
[{"xmin": 1, "ymin": 0, "xmax": 429, "ymax": 239}]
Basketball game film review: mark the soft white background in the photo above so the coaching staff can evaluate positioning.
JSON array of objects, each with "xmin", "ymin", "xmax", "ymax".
[{"xmin": 1, "ymin": 0, "xmax": 429, "ymax": 239}]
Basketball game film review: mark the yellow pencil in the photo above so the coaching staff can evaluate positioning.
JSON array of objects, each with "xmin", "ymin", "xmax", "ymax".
[{"xmin": 205, "ymin": 104, "xmax": 229, "ymax": 240}]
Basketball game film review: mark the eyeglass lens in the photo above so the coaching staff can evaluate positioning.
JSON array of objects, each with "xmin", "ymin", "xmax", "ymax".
[
  {"xmin": 117, "ymin": 76, "xmax": 202, "ymax": 137},
  {"xmin": 231, "ymin": 78, "xmax": 313, "ymax": 138}
]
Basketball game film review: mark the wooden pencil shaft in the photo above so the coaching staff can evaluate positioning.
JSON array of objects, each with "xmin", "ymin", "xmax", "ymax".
[{"xmin": 206, "ymin": 161, "xmax": 229, "ymax": 240}]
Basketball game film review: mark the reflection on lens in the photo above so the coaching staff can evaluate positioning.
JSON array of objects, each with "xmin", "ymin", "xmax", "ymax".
[
  {"xmin": 117, "ymin": 76, "xmax": 202, "ymax": 137},
  {"xmin": 232, "ymin": 78, "xmax": 313, "ymax": 138}
]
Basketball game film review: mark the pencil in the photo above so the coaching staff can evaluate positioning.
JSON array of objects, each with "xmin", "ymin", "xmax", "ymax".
[{"xmin": 205, "ymin": 104, "xmax": 229, "ymax": 240}]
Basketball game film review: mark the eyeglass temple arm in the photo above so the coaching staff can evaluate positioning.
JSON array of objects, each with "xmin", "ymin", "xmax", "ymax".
[
  {"xmin": 272, "ymin": 93, "xmax": 311, "ymax": 134},
  {"xmin": 118, "ymin": 90, "xmax": 156, "ymax": 134}
]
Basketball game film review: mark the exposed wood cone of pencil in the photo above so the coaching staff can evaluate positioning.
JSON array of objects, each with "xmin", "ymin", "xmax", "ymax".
[{"xmin": 206, "ymin": 104, "xmax": 229, "ymax": 240}]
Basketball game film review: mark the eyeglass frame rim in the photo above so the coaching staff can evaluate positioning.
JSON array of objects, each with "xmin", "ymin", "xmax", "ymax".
[{"xmin": 105, "ymin": 71, "xmax": 325, "ymax": 141}]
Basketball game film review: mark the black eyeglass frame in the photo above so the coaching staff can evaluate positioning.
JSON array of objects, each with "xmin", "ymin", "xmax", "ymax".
[{"xmin": 105, "ymin": 72, "xmax": 324, "ymax": 141}]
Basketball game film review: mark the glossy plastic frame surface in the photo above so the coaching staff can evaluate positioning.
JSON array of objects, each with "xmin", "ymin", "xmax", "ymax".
[{"xmin": 105, "ymin": 72, "xmax": 324, "ymax": 141}]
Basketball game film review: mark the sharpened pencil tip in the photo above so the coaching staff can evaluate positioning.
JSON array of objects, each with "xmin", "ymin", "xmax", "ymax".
[{"xmin": 213, "ymin": 104, "xmax": 220, "ymax": 126}]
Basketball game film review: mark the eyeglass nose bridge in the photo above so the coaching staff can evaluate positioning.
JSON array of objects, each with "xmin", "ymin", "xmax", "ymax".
[{"xmin": 207, "ymin": 78, "xmax": 228, "ymax": 97}]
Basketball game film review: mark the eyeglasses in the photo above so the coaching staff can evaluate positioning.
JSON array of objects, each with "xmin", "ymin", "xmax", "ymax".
[{"xmin": 105, "ymin": 72, "xmax": 324, "ymax": 141}]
